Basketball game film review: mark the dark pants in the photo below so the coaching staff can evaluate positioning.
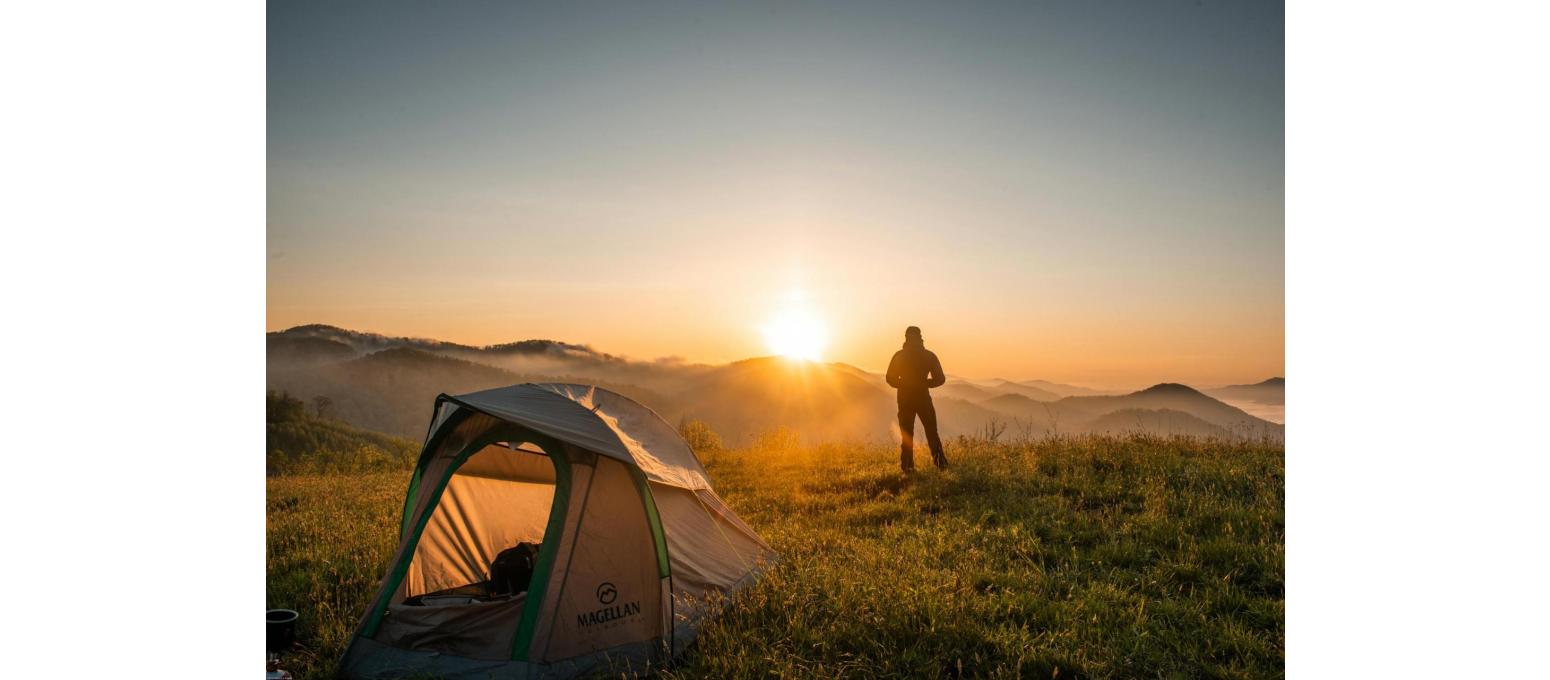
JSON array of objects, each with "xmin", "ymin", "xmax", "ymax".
[{"xmin": 898, "ymin": 395, "xmax": 947, "ymax": 471}]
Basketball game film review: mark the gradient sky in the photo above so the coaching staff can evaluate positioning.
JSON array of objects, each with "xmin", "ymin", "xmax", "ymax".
[{"xmin": 268, "ymin": 0, "xmax": 1283, "ymax": 388}]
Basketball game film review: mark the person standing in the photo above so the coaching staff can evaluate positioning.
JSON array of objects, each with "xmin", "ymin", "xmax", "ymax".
[{"xmin": 885, "ymin": 326, "xmax": 948, "ymax": 472}]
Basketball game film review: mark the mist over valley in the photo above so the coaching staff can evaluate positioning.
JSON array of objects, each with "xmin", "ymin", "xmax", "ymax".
[{"xmin": 268, "ymin": 325, "xmax": 1285, "ymax": 446}]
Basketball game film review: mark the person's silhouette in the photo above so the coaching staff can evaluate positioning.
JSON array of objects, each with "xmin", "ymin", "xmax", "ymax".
[{"xmin": 886, "ymin": 326, "xmax": 947, "ymax": 472}]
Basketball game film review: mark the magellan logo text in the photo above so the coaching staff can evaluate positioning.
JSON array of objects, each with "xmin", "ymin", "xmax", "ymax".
[{"xmin": 578, "ymin": 582, "xmax": 640, "ymax": 628}]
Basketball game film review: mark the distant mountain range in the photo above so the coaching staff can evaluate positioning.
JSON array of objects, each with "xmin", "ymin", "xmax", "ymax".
[
  {"xmin": 1018, "ymin": 379, "xmax": 1117, "ymax": 398},
  {"xmin": 267, "ymin": 325, "xmax": 1284, "ymax": 445},
  {"xmin": 1203, "ymin": 377, "xmax": 1285, "ymax": 424},
  {"xmin": 1206, "ymin": 377, "xmax": 1285, "ymax": 406}
]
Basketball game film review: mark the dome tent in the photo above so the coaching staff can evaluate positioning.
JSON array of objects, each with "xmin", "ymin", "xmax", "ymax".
[{"xmin": 340, "ymin": 384, "xmax": 776, "ymax": 679}]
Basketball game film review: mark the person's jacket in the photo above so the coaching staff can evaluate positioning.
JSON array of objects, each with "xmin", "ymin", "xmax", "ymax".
[{"xmin": 886, "ymin": 341, "xmax": 946, "ymax": 400}]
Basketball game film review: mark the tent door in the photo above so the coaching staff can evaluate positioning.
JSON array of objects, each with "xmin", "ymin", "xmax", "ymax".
[{"xmin": 361, "ymin": 423, "xmax": 571, "ymax": 662}]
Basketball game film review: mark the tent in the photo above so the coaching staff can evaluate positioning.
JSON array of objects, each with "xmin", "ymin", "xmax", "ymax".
[{"xmin": 340, "ymin": 384, "xmax": 776, "ymax": 679}]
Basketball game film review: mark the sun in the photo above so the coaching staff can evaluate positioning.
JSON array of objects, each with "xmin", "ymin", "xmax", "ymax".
[{"xmin": 762, "ymin": 305, "xmax": 828, "ymax": 362}]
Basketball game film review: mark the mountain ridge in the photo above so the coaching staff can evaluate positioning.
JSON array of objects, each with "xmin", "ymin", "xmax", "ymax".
[
  {"xmin": 1205, "ymin": 376, "xmax": 1285, "ymax": 407},
  {"xmin": 266, "ymin": 325, "xmax": 1284, "ymax": 443}
]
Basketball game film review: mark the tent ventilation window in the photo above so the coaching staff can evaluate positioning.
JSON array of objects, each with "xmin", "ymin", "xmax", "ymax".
[{"xmin": 496, "ymin": 441, "xmax": 548, "ymax": 455}]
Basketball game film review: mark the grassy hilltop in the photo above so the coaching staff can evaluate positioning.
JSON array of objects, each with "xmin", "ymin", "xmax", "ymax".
[{"xmin": 267, "ymin": 435, "xmax": 1283, "ymax": 679}]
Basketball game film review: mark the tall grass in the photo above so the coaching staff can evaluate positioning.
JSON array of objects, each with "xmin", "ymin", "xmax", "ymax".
[
  {"xmin": 267, "ymin": 435, "xmax": 1282, "ymax": 678},
  {"xmin": 267, "ymin": 472, "xmax": 404, "ymax": 673}
]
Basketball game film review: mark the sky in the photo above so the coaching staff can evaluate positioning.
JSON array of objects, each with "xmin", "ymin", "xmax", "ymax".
[{"xmin": 268, "ymin": 0, "xmax": 1283, "ymax": 388}]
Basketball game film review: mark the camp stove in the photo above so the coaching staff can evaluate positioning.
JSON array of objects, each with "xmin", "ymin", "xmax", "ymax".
[{"xmin": 267, "ymin": 609, "xmax": 298, "ymax": 679}]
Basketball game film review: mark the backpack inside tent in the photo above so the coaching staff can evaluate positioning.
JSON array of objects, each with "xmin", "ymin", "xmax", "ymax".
[{"xmin": 339, "ymin": 384, "xmax": 777, "ymax": 679}]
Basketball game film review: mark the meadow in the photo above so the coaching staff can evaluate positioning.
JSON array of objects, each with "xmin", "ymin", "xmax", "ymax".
[{"xmin": 267, "ymin": 434, "xmax": 1283, "ymax": 679}]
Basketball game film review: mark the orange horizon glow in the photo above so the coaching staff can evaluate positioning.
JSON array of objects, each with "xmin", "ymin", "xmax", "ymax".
[{"xmin": 265, "ymin": 288, "xmax": 1283, "ymax": 390}]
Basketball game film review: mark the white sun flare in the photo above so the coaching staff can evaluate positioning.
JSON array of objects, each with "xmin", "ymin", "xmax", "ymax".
[{"xmin": 762, "ymin": 306, "xmax": 828, "ymax": 362}]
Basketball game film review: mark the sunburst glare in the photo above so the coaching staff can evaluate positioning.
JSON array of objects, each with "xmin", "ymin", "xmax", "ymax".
[{"xmin": 762, "ymin": 303, "xmax": 828, "ymax": 362}]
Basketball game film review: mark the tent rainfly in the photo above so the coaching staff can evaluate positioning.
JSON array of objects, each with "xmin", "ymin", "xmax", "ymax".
[{"xmin": 339, "ymin": 384, "xmax": 776, "ymax": 679}]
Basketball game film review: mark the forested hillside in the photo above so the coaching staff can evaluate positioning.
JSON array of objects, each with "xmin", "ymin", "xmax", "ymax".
[{"xmin": 266, "ymin": 391, "xmax": 418, "ymax": 475}]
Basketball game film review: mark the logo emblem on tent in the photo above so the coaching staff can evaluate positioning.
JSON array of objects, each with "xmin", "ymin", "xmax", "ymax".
[{"xmin": 597, "ymin": 582, "xmax": 618, "ymax": 605}]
